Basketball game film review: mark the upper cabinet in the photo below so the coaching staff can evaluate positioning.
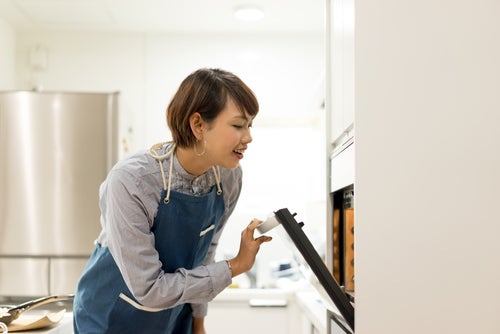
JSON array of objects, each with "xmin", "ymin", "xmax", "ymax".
[{"xmin": 327, "ymin": 0, "xmax": 355, "ymax": 148}]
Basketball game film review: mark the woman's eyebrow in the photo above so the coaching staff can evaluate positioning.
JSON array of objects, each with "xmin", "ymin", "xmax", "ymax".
[{"xmin": 232, "ymin": 114, "xmax": 251, "ymax": 122}]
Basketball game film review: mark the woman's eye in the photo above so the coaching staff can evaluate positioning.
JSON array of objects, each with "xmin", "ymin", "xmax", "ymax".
[{"xmin": 233, "ymin": 125, "xmax": 244, "ymax": 129}]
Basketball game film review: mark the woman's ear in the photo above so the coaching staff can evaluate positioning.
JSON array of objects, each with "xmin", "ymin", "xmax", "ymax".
[{"xmin": 189, "ymin": 112, "xmax": 205, "ymax": 140}]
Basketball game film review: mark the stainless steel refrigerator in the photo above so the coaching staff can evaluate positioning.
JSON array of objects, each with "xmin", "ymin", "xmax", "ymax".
[{"xmin": 0, "ymin": 91, "xmax": 119, "ymax": 298}]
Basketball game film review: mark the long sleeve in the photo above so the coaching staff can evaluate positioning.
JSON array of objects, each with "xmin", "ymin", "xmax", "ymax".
[{"xmin": 95, "ymin": 148, "xmax": 242, "ymax": 311}]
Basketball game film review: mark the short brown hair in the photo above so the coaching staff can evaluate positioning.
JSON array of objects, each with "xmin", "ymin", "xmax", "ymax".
[{"xmin": 167, "ymin": 68, "xmax": 259, "ymax": 148}]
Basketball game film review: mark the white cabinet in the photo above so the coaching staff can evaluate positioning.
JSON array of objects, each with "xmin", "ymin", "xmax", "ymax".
[
  {"xmin": 295, "ymin": 290, "xmax": 328, "ymax": 334},
  {"xmin": 205, "ymin": 289, "xmax": 300, "ymax": 334},
  {"xmin": 327, "ymin": 0, "xmax": 355, "ymax": 147},
  {"xmin": 206, "ymin": 301, "xmax": 288, "ymax": 334},
  {"xmin": 301, "ymin": 312, "xmax": 322, "ymax": 334},
  {"xmin": 329, "ymin": 140, "xmax": 354, "ymax": 193}
]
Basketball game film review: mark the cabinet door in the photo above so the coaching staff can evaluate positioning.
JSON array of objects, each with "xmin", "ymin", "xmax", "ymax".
[
  {"xmin": 0, "ymin": 258, "xmax": 49, "ymax": 296},
  {"xmin": 328, "ymin": 0, "xmax": 355, "ymax": 144},
  {"xmin": 50, "ymin": 258, "xmax": 88, "ymax": 295},
  {"xmin": 206, "ymin": 300, "xmax": 291, "ymax": 334}
]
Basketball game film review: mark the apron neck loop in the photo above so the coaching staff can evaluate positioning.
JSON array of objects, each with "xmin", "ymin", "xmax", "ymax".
[
  {"xmin": 212, "ymin": 166, "xmax": 223, "ymax": 195},
  {"xmin": 149, "ymin": 142, "xmax": 223, "ymax": 204},
  {"xmin": 149, "ymin": 142, "xmax": 175, "ymax": 203}
]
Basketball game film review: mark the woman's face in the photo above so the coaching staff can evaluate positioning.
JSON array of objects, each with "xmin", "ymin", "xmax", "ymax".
[{"xmin": 204, "ymin": 98, "xmax": 254, "ymax": 169}]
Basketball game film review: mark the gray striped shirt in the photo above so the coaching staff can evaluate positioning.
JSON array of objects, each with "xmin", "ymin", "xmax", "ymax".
[{"xmin": 95, "ymin": 143, "xmax": 240, "ymax": 317}]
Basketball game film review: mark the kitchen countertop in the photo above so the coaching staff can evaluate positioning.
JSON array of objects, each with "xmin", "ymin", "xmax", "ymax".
[
  {"xmin": 1, "ymin": 298, "xmax": 74, "ymax": 334},
  {"xmin": 3, "ymin": 287, "xmax": 327, "ymax": 334},
  {"xmin": 212, "ymin": 287, "xmax": 291, "ymax": 302},
  {"xmin": 7, "ymin": 312, "xmax": 73, "ymax": 334},
  {"xmin": 5, "ymin": 290, "xmax": 289, "ymax": 334}
]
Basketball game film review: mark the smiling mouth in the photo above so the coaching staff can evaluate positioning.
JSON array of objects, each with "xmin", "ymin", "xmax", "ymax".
[{"xmin": 233, "ymin": 148, "xmax": 245, "ymax": 158}]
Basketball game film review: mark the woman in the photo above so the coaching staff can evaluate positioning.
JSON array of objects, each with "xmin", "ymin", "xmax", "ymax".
[{"xmin": 73, "ymin": 68, "xmax": 272, "ymax": 334}]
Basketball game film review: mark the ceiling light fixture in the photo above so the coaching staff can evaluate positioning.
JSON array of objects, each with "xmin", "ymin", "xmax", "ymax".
[{"xmin": 234, "ymin": 5, "xmax": 265, "ymax": 22}]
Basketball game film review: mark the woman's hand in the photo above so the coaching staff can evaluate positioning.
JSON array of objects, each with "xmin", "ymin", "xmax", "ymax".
[
  {"xmin": 228, "ymin": 219, "xmax": 272, "ymax": 277},
  {"xmin": 193, "ymin": 317, "xmax": 206, "ymax": 334}
]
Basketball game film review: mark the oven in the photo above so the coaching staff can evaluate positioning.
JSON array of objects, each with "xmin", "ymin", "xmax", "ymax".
[
  {"xmin": 332, "ymin": 185, "xmax": 355, "ymax": 297},
  {"xmin": 327, "ymin": 138, "xmax": 355, "ymax": 333},
  {"xmin": 329, "ymin": 139, "xmax": 355, "ymax": 300}
]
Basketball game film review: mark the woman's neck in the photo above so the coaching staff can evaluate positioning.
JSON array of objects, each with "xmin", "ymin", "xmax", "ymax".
[{"xmin": 175, "ymin": 146, "xmax": 211, "ymax": 176}]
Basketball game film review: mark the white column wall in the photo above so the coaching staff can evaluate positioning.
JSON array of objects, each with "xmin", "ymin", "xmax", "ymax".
[{"xmin": 356, "ymin": 1, "xmax": 500, "ymax": 333}]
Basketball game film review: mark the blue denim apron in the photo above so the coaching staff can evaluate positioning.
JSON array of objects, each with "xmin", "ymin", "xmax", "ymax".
[{"xmin": 74, "ymin": 145, "xmax": 225, "ymax": 334}]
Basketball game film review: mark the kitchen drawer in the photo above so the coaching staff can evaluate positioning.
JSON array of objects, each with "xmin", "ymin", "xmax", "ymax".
[
  {"xmin": 205, "ymin": 289, "xmax": 299, "ymax": 334},
  {"xmin": 49, "ymin": 258, "xmax": 88, "ymax": 294},
  {"xmin": 330, "ymin": 142, "xmax": 354, "ymax": 192},
  {"xmin": 0, "ymin": 258, "xmax": 49, "ymax": 296}
]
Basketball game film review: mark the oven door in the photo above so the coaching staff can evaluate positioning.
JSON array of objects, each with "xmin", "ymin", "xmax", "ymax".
[
  {"xmin": 327, "ymin": 309, "xmax": 353, "ymax": 334},
  {"xmin": 274, "ymin": 208, "xmax": 355, "ymax": 332}
]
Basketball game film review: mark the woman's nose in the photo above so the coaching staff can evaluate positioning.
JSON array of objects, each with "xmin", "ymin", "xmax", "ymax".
[{"xmin": 243, "ymin": 129, "xmax": 252, "ymax": 144}]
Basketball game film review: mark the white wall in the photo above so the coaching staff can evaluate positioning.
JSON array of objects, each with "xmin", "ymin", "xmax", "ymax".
[
  {"xmin": 141, "ymin": 31, "xmax": 327, "ymax": 287},
  {"xmin": 12, "ymin": 29, "xmax": 326, "ymax": 287},
  {"xmin": 142, "ymin": 32, "xmax": 325, "ymax": 145},
  {"xmin": 14, "ymin": 30, "xmax": 324, "ymax": 148},
  {"xmin": 356, "ymin": 1, "xmax": 500, "ymax": 333},
  {"xmin": 0, "ymin": 19, "xmax": 15, "ymax": 90},
  {"xmin": 15, "ymin": 30, "xmax": 146, "ymax": 153}
]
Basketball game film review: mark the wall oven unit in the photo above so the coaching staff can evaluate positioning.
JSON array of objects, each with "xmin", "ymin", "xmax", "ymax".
[{"xmin": 327, "ymin": 137, "xmax": 355, "ymax": 333}]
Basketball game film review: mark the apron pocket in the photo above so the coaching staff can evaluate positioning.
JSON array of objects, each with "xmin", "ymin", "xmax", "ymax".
[
  {"xmin": 107, "ymin": 293, "xmax": 169, "ymax": 333},
  {"xmin": 199, "ymin": 224, "xmax": 215, "ymax": 237}
]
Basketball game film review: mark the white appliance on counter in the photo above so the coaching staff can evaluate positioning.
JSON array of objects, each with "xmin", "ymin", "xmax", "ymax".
[{"xmin": 0, "ymin": 91, "xmax": 119, "ymax": 298}]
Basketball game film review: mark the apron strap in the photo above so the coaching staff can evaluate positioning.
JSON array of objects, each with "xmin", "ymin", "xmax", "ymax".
[
  {"xmin": 148, "ymin": 142, "xmax": 223, "ymax": 204},
  {"xmin": 212, "ymin": 165, "xmax": 222, "ymax": 195}
]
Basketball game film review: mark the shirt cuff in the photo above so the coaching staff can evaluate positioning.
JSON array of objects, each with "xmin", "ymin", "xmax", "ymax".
[
  {"xmin": 191, "ymin": 303, "xmax": 208, "ymax": 318},
  {"xmin": 206, "ymin": 260, "xmax": 232, "ymax": 296},
  {"xmin": 191, "ymin": 261, "xmax": 232, "ymax": 318}
]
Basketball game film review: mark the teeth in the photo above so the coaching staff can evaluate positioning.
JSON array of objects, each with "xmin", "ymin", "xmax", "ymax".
[{"xmin": 234, "ymin": 149, "xmax": 244, "ymax": 154}]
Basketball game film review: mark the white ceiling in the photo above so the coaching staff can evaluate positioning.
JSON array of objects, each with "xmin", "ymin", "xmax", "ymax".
[{"xmin": 0, "ymin": 0, "xmax": 325, "ymax": 33}]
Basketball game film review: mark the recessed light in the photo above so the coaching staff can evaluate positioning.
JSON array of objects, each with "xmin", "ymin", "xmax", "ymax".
[{"xmin": 234, "ymin": 5, "xmax": 265, "ymax": 22}]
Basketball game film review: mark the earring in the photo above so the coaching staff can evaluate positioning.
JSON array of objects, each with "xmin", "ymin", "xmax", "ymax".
[{"xmin": 194, "ymin": 138, "xmax": 206, "ymax": 157}]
